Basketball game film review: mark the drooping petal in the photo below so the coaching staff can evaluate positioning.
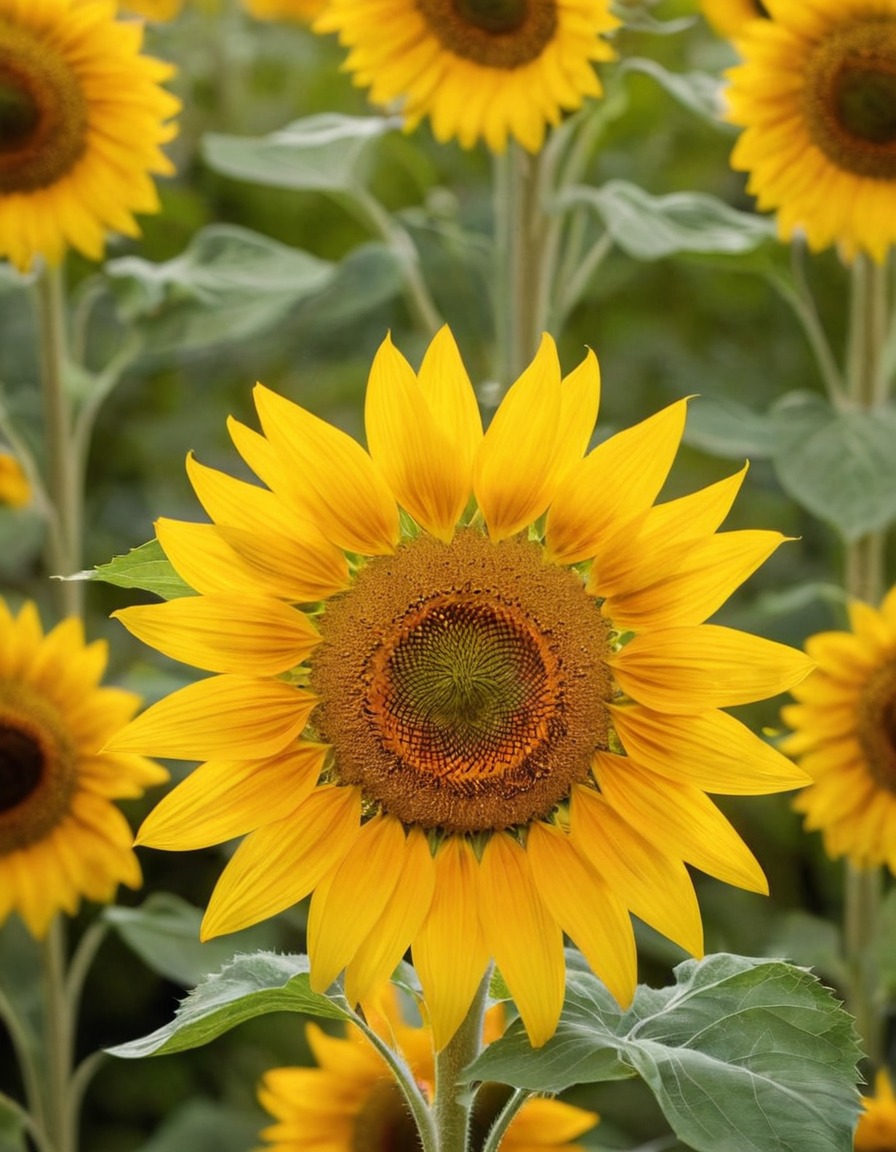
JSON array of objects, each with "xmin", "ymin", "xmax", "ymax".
[
  {"xmin": 610, "ymin": 625, "xmax": 815, "ymax": 713},
  {"xmin": 412, "ymin": 835, "xmax": 491, "ymax": 1052},
  {"xmin": 478, "ymin": 833, "xmax": 565, "ymax": 1048},
  {"xmin": 527, "ymin": 822, "xmax": 636, "ymax": 1008},
  {"xmin": 113, "ymin": 595, "xmax": 319, "ymax": 675},
  {"xmin": 473, "ymin": 335, "xmax": 562, "ymax": 541},
  {"xmin": 136, "ymin": 744, "xmax": 326, "ymax": 850},
  {"xmin": 201, "ymin": 785, "xmax": 361, "ymax": 938},
  {"xmin": 104, "ymin": 675, "xmax": 316, "ymax": 760}
]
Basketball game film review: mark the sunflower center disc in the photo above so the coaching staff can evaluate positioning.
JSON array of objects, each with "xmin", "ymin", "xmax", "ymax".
[
  {"xmin": 803, "ymin": 20, "xmax": 896, "ymax": 178},
  {"xmin": 417, "ymin": 0, "xmax": 558, "ymax": 68},
  {"xmin": 312, "ymin": 531, "xmax": 612, "ymax": 832},
  {"xmin": 351, "ymin": 1080, "xmax": 423, "ymax": 1152},
  {"xmin": 0, "ymin": 22, "xmax": 89, "ymax": 193},
  {"xmin": 0, "ymin": 687, "xmax": 78, "ymax": 855},
  {"xmin": 856, "ymin": 660, "xmax": 896, "ymax": 792}
]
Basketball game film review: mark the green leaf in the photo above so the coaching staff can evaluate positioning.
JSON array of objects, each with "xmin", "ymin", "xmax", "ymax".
[
  {"xmin": 0, "ymin": 1103, "xmax": 27, "ymax": 1152},
  {"xmin": 133, "ymin": 1101, "xmax": 261, "ymax": 1152},
  {"xmin": 202, "ymin": 113, "xmax": 398, "ymax": 193},
  {"xmin": 470, "ymin": 953, "xmax": 860, "ymax": 1152},
  {"xmin": 684, "ymin": 395, "xmax": 777, "ymax": 460},
  {"xmin": 107, "ymin": 952, "xmax": 350, "ymax": 1059},
  {"xmin": 618, "ymin": 58, "xmax": 728, "ymax": 126},
  {"xmin": 104, "ymin": 224, "xmax": 336, "ymax": 354},
  {"xmin": 86, "ymin": 539, "xmax": 194, "ymax": 601},
  {"xmin": 559, "ymin": 180, "xmax": 777, "ymax": 263},
  {"xmin": 103, "ymin": 893, "xmax": 280, "ymax": 988},
  {"xmin": 770, "ymin": 393, "xmax": 896, "ymax": 540}
]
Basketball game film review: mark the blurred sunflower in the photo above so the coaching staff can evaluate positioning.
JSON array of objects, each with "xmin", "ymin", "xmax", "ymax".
[
  {"xmin": 258, "ymin": 984, "xmax": 597, "ymax": 1152},
  {"xmin": 0, "ymin": 599, "xmax": 167, "ymax": 937},
  {"xmin": 855, "ymin": 1069, "xmax": 896, "ymax": 1151},
  {"xmin": 726, "ymin": 0, "xmax": 896, "ymax": 262},
  {"xmin": 784, "ymin": 589, "xmax": 896, "ymax": 871},
  {"xmin": 108, "ymin": 326, "xmax": 811, "ymax": 1048},
  {"xmin": 700, "ymin": 0, "xmax": 767, "ymax": 40},
  {"xmin": 313, "ymin": 0, "xmax": 618, "ymax": 152},
  {"xmin": 0, "ymin": 0, "xmax": 180, "ymax": 272},
  {"xmin": 0, "ymin": 452, "xmax": 30, "ymax": 508}
]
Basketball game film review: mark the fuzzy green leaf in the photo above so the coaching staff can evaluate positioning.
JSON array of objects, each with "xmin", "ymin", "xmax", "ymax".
[
  {"xmin": 87, "ymin": 539, "xmax": 194, "ymax": 601},
  {"xmin": 107, "ymin": 952, "xmax": 349, "ymax": 1059},
  {"xmin": 470, "ymin": 953, "xmax": 860, "ymax": 1152}
]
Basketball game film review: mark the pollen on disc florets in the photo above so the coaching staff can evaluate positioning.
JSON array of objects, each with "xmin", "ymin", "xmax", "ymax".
[
  {"xmin": 311, "ymin": 530, "xmax": 613, "ymax": 833},
  {"xmin": 856, "ymin": 660, "xmax": 896, "ymax": 791},
  {"xmin": 417, "ymin": 0, "xmax": 558, "ymax": 68}
]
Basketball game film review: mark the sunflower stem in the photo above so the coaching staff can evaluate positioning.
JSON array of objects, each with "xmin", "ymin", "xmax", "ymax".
[
  {"xmin": 41, "ymin": 918, "xmax": 77, "ymax": 1152},
  {"xmin": 480, "ymin": 1087, "xmax": 530, "ymax": 1152},
  {"xmin": 432, "ymin": 969, "xmax": 491, "ymax": 1152},
  {"xmin": 0, "ymin": 981, "xmax": 46, "ymax": 1135},
  {"xmin": 34, "ymin": 261, "xmax": 83, "ymax": 618}
]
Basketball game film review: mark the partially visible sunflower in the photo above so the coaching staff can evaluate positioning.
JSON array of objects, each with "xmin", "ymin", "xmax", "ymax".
[
  {"xmin": 726, "ymin": 0, "xmax": 896, "ymax": 262},
  {"xmin": 313, "ymin": 0, "xmax": 619, "ymax": 152},
  {"xmin": 257, "ymin": 984, "xmax": 597, "ymax": 1152},
  {"xmin": 0, "ymin": 452, "xmax": 30, "ymax": 508},
  {"xmin": 700, "ymin": 0, "xmax": 767, "ymax": 41},
  {"xmin": 0, "ymin": 0, "xmax": 180, "ymax": 272},
  {"xmin": 855, "ymin": 1069, "xmax": 896, "ymax": 1151},
  {"xmin": 0, "ymin": 599, "xmax": 167, "ymax": 937},
  {"xmin": 107, "ymin": 326, "xmax": 812, "ymax": 1048},
  {"xmin": 783, "ymin": 588, "xmax": 896, "ymax": 871}
]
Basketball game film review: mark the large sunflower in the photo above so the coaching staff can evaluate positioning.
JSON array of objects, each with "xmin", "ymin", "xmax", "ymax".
[
  {"xmin": 313, "ymin": 0, "xmax": 618, "ymax": 153},
  {"xmin": 0, "ymin": 0, "xmax": 180, "ymax": 272},
  {"xmin": 108, "ymin": 327, "xmax": 811, "ymax": 1048},
  {"xmin": 855, "ymin": 1069, "xmax": 896, "ymax": 1152},
  {"xmin": 0, "ymin": 599, "xmax": 167, "ymax": 937},
  {"xmin": 783, "ymin": 588, "xmax": 896, "ymax": 871},
  {"xmin": 726, "ymin": 0, "xmax": 896, "ymax": 262},
  {"xmin": 258, "ymin": 984, "xmax": 597, "ymax": 1152}
]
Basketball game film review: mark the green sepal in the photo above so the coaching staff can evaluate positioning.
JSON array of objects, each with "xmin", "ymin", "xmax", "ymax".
[{"xmin": 87, "ymin": 539, "xmax": 194, "ymax": 601}]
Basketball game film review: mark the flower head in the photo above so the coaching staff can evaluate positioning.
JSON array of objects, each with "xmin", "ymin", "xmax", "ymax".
[
  {"xmin": 726, "ymin": 0, "xmax": 896, "ymax": 262},
  {"xmin": 0, "ymin": 0, "xmax": 180, "ymax": 271},
  {"xmin": 0, "ymin": 452, "xmax": 30, "ymax": 509},
  {"xmin": 108, "ymin": 327, "xmax": 811, "ymax": 1047},
  {"xmin": 257, "ymin": 984, "xmax": 597, "ymax": 1152},
  {"xmin": 701, "ymin": 0, "xmax": 767, "ymax": 41},
  {"xmin": 0, "ymin": 599, "xmax": 167, "ymax": 937},
  {"xmin": 313, "ymin": 0, "xmax": 618, "ymax": 153},
  {"xmin": 855, "ymin": 1069, "xmax": 896, "ymax": 1151},
  {"xmin": 783, "ymin": 588, "xmax": 896, "ymax": 871}
]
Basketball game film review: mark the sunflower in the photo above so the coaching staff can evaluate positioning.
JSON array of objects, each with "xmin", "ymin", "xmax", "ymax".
[
  {"xmin": 257, "ymin": 983, "xmax": 597, "ymax": 1152},
  {"xmin": 700, "ymin": 0, "xmax": 767, "ymax": 41},
  {"xmin": 313, "ymin": 0, "xmax": 619, "ymax": 153},
  {"xmin": 0, "ymin": 0, "xmax": 180, "ymax": 272},
  {"xmin": 726, "ymin": 0, "xmax": 896, "ymax": 262},
  {"xmin": 855, "ymin": 1070, "xmax": 896, "ymax": 1152},
  {"xmin": 0, "ymin": 451, "xmax": 30, "ymax": 508},
  {"xmin": 0, "ymin": 598, "xmax": 167, "ymax": 937},
  {"xmin": 107, "ymin": 326, "xmax": 811, "ymax": 1048},
  {"xmin": 783, "ymin": 588, "xmax": 896, "ymax": 871}
]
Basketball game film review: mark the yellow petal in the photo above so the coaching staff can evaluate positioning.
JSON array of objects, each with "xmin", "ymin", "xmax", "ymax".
[
  {"xmin": 344, "ymin": 826, "xmax": 436, "ymax": 1006},
  {"xmin": 113, "ymin": 595, "xmax": 319, "ymax": 675},
  {"xmin": 473, "ymin": 334, "xmax": 561, "ymax": 541},
  {"xmin": 478, "ymin": 832, "xmax": 565, "ymax": 1048},
  {"xmin": 412, "ymin": 835, "xmax": 491, "ymax": 1051},
  {"xmin": 609, "ymin": 705, "xmax": 809, "ymax": 793},
  {"xmin": 527, "ymin": 822, "xmax": 636, "ymax": 1008},
  {"xmin": 593, "ymin": 753, "xmax": 768, "ymax": 893},
  {"xmin": 805, "ymin": 630, "xmax": 880, "ymax": 677},
  {"xmin": 254, "ymin": 383, "xmax": 399, "ymax": 555},
  {"xmin": 610, "ymin": 625, "xmax": 815, "ymax": 713},
  {"xmin": 545, "ymin": 399, "xmax": 689, "ymax": 564},
  {"xmin": 599, "ymin": 530, "xmax": 787, "ymax": 630},
  {"xmin": 417, "ymin": 326, "xmax": 483, "ymax": 482},
  {"xmin": 104, "ymin": 675, "xmax": 316, "ymax": 759},
  {"xmin": 201, "ymin": 785, "xmax": 361, "ymax": 938},
  {"xmin": 308, "ymin": 814, "xmax": 407, "ymax": 993},
  {"xmin": 570, "ymin": 786, "xmax": 704, "ymax": 956},
  {"xmin": 365, "ymin": 332, "xmax": 472, "ymax": 541},
  {"xmin": 548, "ymin": 349, "xmax": 601, "ymax": 487},
  {"xmin": 506, "ymin": 1097, "xmax": 599, "ymax": 1144},
  {"xmin": 136, "ymin": 744, "xmax": 326, "ymax": 850}
]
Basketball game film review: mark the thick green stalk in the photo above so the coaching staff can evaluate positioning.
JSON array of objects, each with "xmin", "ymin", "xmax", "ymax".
[
  {"xmin": 432, "ymin": 972, "xmax": 491, "ymax": 1152},
  {"xmin": 42, "ymin": 920, "xmax": 76, "ymax": 1152}
]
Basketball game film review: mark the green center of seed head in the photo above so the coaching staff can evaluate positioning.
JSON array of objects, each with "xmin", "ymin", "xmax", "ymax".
[
  {"xmin": 0, "ymin": 726, "xmax": 43, "ymax": 813},
  {"xmin": 837, "ymin": 67, "xmax": 896, "ymax": 145},
  {"xmin": 453, "ymin": 0, "xmax": 528, "ymax": 34},
  {"xmin": 0, "ymin": 78, "xmax": 39, "ymax": 153}
]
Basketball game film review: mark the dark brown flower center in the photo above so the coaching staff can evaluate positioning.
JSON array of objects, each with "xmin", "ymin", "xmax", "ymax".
[
  {"xmin": 311, "ymin": 531, "xmax": 612, "ymax": 833},
  {"xmin": 0, "ymin": 19, "xmax": 89, "ymax": 193},
  {"xmin": 416, "ymin": 0, "xmax": 558, "ymax": 68},
  {"xmin": 803, "ymin": 19, "xmax": 896, "ymax": 179},
  {"xmin": 350, "ymin": 1079, "xmax": 422, "ymax": 1152},
  {"xmin": 0, "ymin": 685, "xmax": 78, "ymax": 855},
  {"xmin": 856, "ymin": 660, "xmax": 896, "ymax": 792}
]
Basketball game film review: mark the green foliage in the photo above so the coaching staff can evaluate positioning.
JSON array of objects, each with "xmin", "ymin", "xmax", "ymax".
[
  {"xmin": 470, "ymin": 953, "xmax": 861, "ymax": 1152},
  {"xmin": 133, "ymin": 1101, "xmax": 261, "ymax": 1152},
  {"xmin": 88, "ymin": 539, "xmax": 193, "ymax": 601}
]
